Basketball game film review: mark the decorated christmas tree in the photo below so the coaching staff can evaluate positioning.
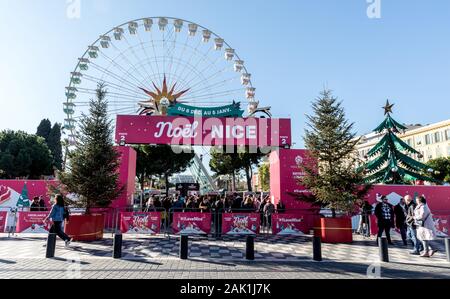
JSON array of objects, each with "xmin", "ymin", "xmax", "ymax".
[
  {"xmin": 16, "ymin": 183, "xmax": 30, "ymax": 208},
  {"xmin": 363, "ymin": 100, "xmax": 438, "ymax": 184}
]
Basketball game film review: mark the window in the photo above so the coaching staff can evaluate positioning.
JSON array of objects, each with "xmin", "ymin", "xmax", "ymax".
[
  {"xmin": 406, "ymin": 138, "xmax": 412, "ymax": 146},
  {"xmin": 446, "ymin": 129, "xmax": 450, "ymax": 141},
  {"xmin": 416, "ymin": 137, "xmax": 423, "ymax": 146},
  {"xmin": 425, "ymin": 134, "xmax": 432, "ymax": 145},
  {"xmin": 435, "ymin": 132, "xmax": 441, "ymax": 143}
]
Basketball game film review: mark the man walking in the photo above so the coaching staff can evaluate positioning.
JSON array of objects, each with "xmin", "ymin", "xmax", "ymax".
[
  {"xmin": 394, "ymin": 198, "xmax": 408, "ymax": 246},
  {"xmin": 405, "ymin": 195, "xmax": 424, "ymax": 255},
  {"xmin": 375, "ymin": 196, "xmax": 394, "ymax": 245}
]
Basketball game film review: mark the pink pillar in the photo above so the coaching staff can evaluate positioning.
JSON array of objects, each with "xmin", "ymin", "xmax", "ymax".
[
  {"xmin": 112, "ymin": 146, "xmax": 137, "ymax": 209},
  {"xmin": 269, "ymin": 149, "xmax": 312, "ymax": 210}
]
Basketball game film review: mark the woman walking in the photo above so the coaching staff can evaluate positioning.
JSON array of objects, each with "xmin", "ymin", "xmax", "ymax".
[
  {"xmin": 44, "ymin": 194, "xmax": 72, "ymax": 247},
  {"xmin": 414, "ymin": 196, "xmax": 437, "ymax": 257}
]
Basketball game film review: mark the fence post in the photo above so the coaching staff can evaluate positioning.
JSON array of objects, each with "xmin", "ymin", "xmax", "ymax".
[
  {"xmin": 246, "ymin": 235, "xmax": 255, "ymax": 260},
  {"xmin": 113, "ymin": 232, "xmax": 122, "ymax": 259},
  {"xmin": 379, "ymin": 237, "xmax": 389, "ymax": 263},
  {"xmin": 313, "ymin": 236, "xmax": 322, "ymax": 262},
  {"xmin": 445, "ymin": 238, "xmax": 450, "ymax": 263},
  {"xmin": 180, "ymin": 235, "xmax": 189, "ymax": 260},
  {"xmin": 46, "ymin": 233, "xmax": 57, "ymax": 258}
]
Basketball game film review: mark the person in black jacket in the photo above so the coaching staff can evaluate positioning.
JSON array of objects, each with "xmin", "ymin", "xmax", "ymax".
[
  {"xmin": 276, "ymin": 200, "xmax": 286, "ymax": 214},
  {"xmin": 30, "ymin": 197, "xmax": 41, "ymax": 212},
  {"xmin": 394, "ymin": 198, "xmax": 408, "ymax": 245},
  {"xmin": 374, "ymin": 196, "xmax": 395, "ymax": 245}
]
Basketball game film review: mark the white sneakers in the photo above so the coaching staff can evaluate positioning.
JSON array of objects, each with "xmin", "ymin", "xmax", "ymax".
[{"xmin": 65, "ymin": 238, "xmax": 73, "ymax": 248}]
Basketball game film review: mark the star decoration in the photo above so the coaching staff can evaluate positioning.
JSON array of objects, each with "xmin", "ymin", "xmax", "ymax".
[
  {"xmin": 383, "ymin": 100, "xmax": 394, "ymax": 115},
  {"xmin": 138, "ymin": 75, "xmax": 190, "ymax": 115}
]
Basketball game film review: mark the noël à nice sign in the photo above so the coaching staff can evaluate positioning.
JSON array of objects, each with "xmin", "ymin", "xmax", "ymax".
[{"xmin": 115, "ymin": 115, "xmax": 292, "ymax": 147}]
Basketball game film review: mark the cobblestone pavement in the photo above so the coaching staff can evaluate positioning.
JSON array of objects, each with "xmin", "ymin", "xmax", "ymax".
[{"xmin": 0, "ymin": 233, "xmax": 449, "ymax": 279}]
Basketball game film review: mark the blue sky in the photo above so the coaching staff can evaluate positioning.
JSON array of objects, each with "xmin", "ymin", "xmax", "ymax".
[{"xmin": 0, "ymin": 0, "xmax": 449, "ymax": 148}]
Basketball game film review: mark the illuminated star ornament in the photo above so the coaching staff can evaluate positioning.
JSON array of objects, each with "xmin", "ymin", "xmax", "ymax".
[
  {"xmin": 383, "ymin": 100, "xmax": 395, "ymax": 115},
  {"xmin": 138, "ymin": 75, "xmax": 190, "ymax": 115}
]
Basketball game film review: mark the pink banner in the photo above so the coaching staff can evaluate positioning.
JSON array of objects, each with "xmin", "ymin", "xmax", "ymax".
[
  {"xmin": 115, "ymin": 115, "xmax": 292, "ymax": 147},
  {"xmin": 120, "ymin": 212, "xmax": 161, "ymax": 234},
  {"xmin": 172, "ymin": 213, "xmax": 211, "ymax": 235},
  {"xmin": 0, "ymin": 211, "xmax": 7, "ymax": 233},
  {"xmin": 16, "ymin": 212, "xmax": 50, "ymax": 233},
  {"xmin": 433, "ymin": 214, "xmax": 450, "ymax": 237},
  {"xmin": 0, "ymin": 180, "xmax": 54, "ymax": 209},
  {"xmin": 222, "ymin": 213, "xmax": 260, "ymax": 235},
  {"xmin": 272, "ymin": 214, "xmax": 307, "ymax": 236}
]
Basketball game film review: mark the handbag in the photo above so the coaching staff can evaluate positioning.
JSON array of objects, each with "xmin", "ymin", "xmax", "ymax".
[{"xmin": 415, "ymin": 212, "xmax": 430, "ymax": 228}]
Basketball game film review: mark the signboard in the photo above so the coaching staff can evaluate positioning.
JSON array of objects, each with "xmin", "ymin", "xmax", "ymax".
[
  {"xmin": 16, "ymin": 212, "xmax": 50, "ymax": 233},
  {"xmin": 116, "ymin": 115, "xmax": 292, "ymax": 147},
  {"xmin": 0, "ymin": 211, "xmax": 7, "ymax": 233},
  {"xmin": 270, "ymin": 149, "xmax": 313, "ymax": 209},
  {"xmin": 168, "ymin": 103, "xmax": 244, "ymax": 118},
  {"xmin": 272, "ymin": 214, "xmax": 307, "ymax": 236},
  {"xmin": 172, "ymin": 212, "xmax": 211, "ymax": 235},
  {"xmin": 433, "ymin": 215, "xmax": 450, "ymax": 237},
  {"xmin": 0, "ymin": 180, "xmax": 54, "ymax": 209},
  {"xmin": 120, "ymin": 212, "xmax": 161, "ymax": 234},
  {"xmin": 176, "ymin": 183, "xmax": 200, "ymax": 197},
  {"xmin": 222, "ymin": 213, "xmax": 260, "ymax": 235}
]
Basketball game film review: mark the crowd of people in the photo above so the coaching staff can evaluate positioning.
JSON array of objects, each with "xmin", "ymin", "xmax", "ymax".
[
  {"xmin": 357, "ymin": 194, "xmax": 438, "ymax": 258},
  {"xmin": 143, "ymin": 192, "xmax": 287, "ymax": 229}
]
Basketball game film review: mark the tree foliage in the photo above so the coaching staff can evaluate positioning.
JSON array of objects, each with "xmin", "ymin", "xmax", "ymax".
[
  {"xmin": 425, "ymin": 158, "xmax": 450, "ymax": 184},
  {"xmin": 36, "ymin": 119, "xmax": 52, "ymax": 142},
  {"xmin": 258, "ymin": 163, "xmax": 270, "ymax": 192},
  {"xmin": 300, "ymin": 89, "xmax": 371, "ymax": 216},
  {"xmin": 59, "ymin": 84, "xmax": 122, "ymax": 213},
  {"xmin": 0, "ymin": 130, "xmax": 53, "ymax": 179},
  {"xmin": 209, "ymin": 147, "xmax": 264, "ymax": 191},
  {"xmin": 48, "ymin": 123, "xmax": 63, "ymax": 171},
  {"xmin": 135, "ymin": 145, "xmax": 194, "ymax": 194}
]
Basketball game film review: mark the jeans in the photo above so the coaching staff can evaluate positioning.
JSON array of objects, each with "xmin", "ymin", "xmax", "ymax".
[
  {"xmin": 50, "ymin": 221, "xmax": 70, "ymax": 242},
  {"xmin": 406, "ymin": 226, "xmax": 423, "ymax": 253},
  {"xmin": 377, "ymin": 220, "xmax": 392, "ymax": 243},
  {"xmin": 399, "ymin": 224, "xmax": 408, "ymax": 244}
]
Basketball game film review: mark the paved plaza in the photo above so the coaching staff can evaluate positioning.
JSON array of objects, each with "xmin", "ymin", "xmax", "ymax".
[{"xmin": 0, "ymin": 233, "xmax": 449, "ymax": 279}]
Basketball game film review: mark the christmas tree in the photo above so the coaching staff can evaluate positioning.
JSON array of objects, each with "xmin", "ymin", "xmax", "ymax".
[
  {"xmin": 60, "ymin": 84, "xmax": 123, "ymax": 214},
  {"xmin": 16, "ymin": 183, "xmax": 30, "ymax": 208},
  {"xmin": 363, "ymin": 100, "xmax": 438, "ymax": 184}
]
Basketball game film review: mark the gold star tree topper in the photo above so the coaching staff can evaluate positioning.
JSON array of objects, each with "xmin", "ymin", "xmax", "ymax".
[{"xmin": 383, "ymin": 100, "xmax": 395, "ymax": 115}]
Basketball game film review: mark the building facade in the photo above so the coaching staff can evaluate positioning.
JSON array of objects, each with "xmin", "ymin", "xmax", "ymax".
[{"xmin": 356, "ymin": 119, "xmax": 450, "ymax": 164}]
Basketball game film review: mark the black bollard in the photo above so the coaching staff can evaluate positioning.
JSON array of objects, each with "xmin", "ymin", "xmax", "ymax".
[
  {"xmin": 445, "ymin": 238, "xmax": 450, "ymax": 263},
  {"xmin": 180, "ymin": 235, "xmax": 189, "ymax": 260},
  {"xmin": 379, "ymin": 237, "xmax": 389, "ymax": 263},
  {"xmin": 246, "ymin": 236, "xmax": 255, "ymax": 260},
  {"xmin": 313, "ymin": 236, "xmax": 322, "ymax": 262},
  {"xmin": 46, "ymin": 233, "xmax": 57, "ymax": 258},
  {"xmin": 113, "ymin": 233, "xmax": 122, "ymax": 259}
]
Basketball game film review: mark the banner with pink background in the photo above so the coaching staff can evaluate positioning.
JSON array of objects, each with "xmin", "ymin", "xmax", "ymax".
[{"xmin": 172, "ymin": 212, "xmax": 211, "ymax": 235}]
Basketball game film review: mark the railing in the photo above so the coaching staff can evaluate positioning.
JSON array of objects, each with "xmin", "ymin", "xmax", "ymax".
[{"xmin": 3, "ymin": 205, "xmax": 448, "ymax": 240}]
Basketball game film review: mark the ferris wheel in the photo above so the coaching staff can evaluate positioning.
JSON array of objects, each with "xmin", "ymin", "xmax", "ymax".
[{"xmin": 63, "ymin": 17, "xmax": 272, "ymax": 146}]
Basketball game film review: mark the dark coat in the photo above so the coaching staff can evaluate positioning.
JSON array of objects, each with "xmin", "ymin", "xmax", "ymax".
[
  {"xmin": 374, "ymin": 202, "xmax": 395, "ymax": 228},
  {"xmin": 394, "ymin": 203, "xmax": 407, "ymax": 229},
  {"xmin": 276, "ymin": 202, "xmax": 286, "ymax": 214}
]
